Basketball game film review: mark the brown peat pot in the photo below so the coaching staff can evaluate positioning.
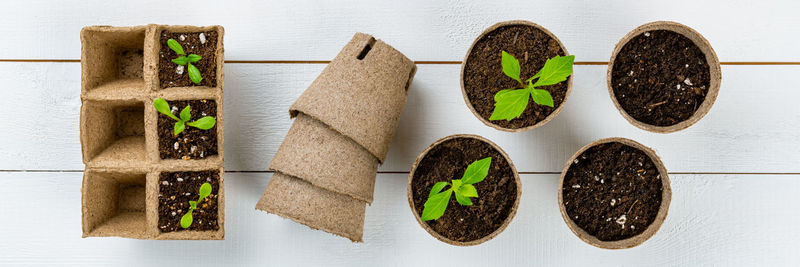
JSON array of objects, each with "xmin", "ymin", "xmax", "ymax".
[
  {"xmin": 558, "ymin": 137, "xmax": 671, "ymax": 249},
  {"xmin": 461, "ymin": 20, "xmax": 573, "ymax": 132},
  {"xmin": 408, "ymin": 134, "xmax": 521, "ymax": 246},
  {"xmin": 608, "ymin": 21, "xmax": 721, "ymax": 133}
]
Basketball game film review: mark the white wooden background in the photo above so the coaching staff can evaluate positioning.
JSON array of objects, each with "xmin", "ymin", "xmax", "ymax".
[{"xmin": 1, "ymin": 0, "xmax": 799, "ymax": 266}]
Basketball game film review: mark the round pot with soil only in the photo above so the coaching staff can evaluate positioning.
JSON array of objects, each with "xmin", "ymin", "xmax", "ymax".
[
  {"xmin": 558, "ymin": 138, "xmax": 671, "ymax": 249},
  {"xmin": 608, "ymin": 21, "xmax": 721, "ymax": 133},
  {"xmin": 407, "ymin": 134, "xmax": 521, "ymax": 246},
  {"xmin": 461, "ymin": 20, "xmax": 573, "ymax": 132}
]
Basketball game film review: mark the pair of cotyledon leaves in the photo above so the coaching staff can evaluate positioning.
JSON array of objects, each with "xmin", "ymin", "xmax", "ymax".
[
  {"xmin": 167, "ymin": 38, "xmax": 203, "ymax": 84},
  {"xmin": 489, "ymin": 51, "xmax": 575, "ymax": 121},
  {"xmin": 180, "ymin": 182, "xmax": 213, "ymax": 229},
  {"xmin": 153, "ymin": 98, "xmax": 216, "ymax": 136},
  {"xmin": 421, "ymin": 157, "xmax": 492, "ymax": 221}
]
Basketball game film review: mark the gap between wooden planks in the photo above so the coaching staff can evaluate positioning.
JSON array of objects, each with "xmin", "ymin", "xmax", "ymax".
[{"xmin": 1, "ymin": 59, "xmax": 800, "ymax": 65}]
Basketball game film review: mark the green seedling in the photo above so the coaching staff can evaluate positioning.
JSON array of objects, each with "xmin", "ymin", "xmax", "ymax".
[
  {"xmin": 489, "ymin": 51, "xmax": 575, "ymax": 121},
  {"xmin": 167, "ymin": 38, "xmax": 203, "ymax": 84},
  {"xmin": 420, "ymin": 157, "xmax": 491, "ymax": 221},
  {"xmin": 180, "ymin": 182, "xmax": 212, "ymax": 229},
  {"xmin": 153, "ymin": 98, "xmax": 216, "ymax": 136}
]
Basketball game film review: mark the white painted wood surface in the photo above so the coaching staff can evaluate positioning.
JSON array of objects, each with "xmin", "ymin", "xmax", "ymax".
[{"xmin": 0, "ymin": 0, "xmax": 798, "ymax": 266}]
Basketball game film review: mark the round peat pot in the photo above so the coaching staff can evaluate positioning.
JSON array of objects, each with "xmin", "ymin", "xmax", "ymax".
[
  {"xmin": 461, "ymin": 20, "xmax": 573, "ymax": 132},
  {"xmin": 608, "ymin": 21, "xmax": 721, "ymax": 133},
  {"xmin": 407, "ymin": 134, "xmax": 521, "ymax": 246},
  {"xmin": 558, "ymin": 138, "xmax": 671, "ymax": 249}
]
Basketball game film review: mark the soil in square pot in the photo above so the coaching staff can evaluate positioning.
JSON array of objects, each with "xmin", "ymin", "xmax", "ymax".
[
  {"xmin": 559, "ymin": 138, "xmax": 671, "ymax": 249},
  {"xmin": 158, "ymin": 170, "xmax": 221, "ymax": 232},
  {"xmin": 157, "ymin": 99, "xmax": 218, "ymax": 160},
  {"xmin": 408, "ymin": 134, "xmax": 521, "ymax": 246},
  {"xmin": 158, "ymin": 30, "xmax": 218, "ymax": 88},
  {"xmin": 461, "ymin": 20, "xmax": 572, "ymax": 132},
  {"xmin": 608, "ymin": 21, "xmax": 721, "ymax": 133}
]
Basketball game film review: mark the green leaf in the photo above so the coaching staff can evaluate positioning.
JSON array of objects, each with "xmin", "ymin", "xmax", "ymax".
[
  {"xmin": 186, "ymin": 116, "xmax": 216, "ymax": 130},
  {"xmin": 198, "ymin": 182, "xmax": 212, "ymax": 200},
  {"xmin": 189, "ymin": 200, "xmax": 197, "ymax": 210},
  {"xmin": 459, "ymin": 184, "xmax": 478, "ymax": 197},
  {"xmin": 529, "ymin": 55, "xmax": 575, "ymax": 87},
  {"xmin": 501, "ymin": 51, "xmax": 521, "ymax": 84},
  {"xmin": 455, "ymin": 192, "xmax": 473, "ymax": 206},
  {"xmin": 180, "ymin": 211, "xmax": 193, "ymax": 228},
  {"xmin": 429, "ymin": 182, "xmax": 449, "ymax": 198},
  {"xmin": 187, "ymin": 63, "xmax": 202, "ymax": 84},
  {"xmin": 153, "ymin": 98, "xmax": 179, "ymax": 121},
  {"xmin": 172, "ymin": 56, "xmax": 189, "ymax": 66},
  {"xmin": 188, "ymin": 54, "xmax": 202, "ymax": 63},
  {"xmin": 461, "ymin": 157, "xmax": 491, "ymax": 184},
  {"xmin": 420, "ymin": 189, "xmax": 452, "ymax": 221},
  {"xmin": 451, "ymin": 179, "xmax": 463, "ymax": 193},
  {"xmin": 179, "ymin": 105, "xmax": 191, "ymax": 122},
  {"xmin": 174, "ymin": 120, "xmax": 185, "ymax": 136},
  {"xmin": 531, "ymin": 88, "xmax": 555, "ymax": 107},
  {"xmin": 489, "ymin": 89, "xmax": 530, "ymax": 121},
  {"xmin": 167, "ymin": 38, "xmax": 185, "ymax": 55}
]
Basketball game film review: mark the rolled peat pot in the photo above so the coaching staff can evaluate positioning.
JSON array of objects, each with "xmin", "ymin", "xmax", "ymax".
[
  {"xmin": 608, "ymin": 21, "xmax": 721, "ymax": 133},
  {"xmin": 408, "ymin": 134, "xmax": 521, "ymax": 246},
  {"xmin": 80, "ymin": 25, "xmax": 225, "ymax": 240},
  {"xmin": 461, "ymin": 20, "xmax": 573, "ymax": 132},
  {"xmin": 558, "ymin": 138, "xmax": 671, "ymax": 249}
]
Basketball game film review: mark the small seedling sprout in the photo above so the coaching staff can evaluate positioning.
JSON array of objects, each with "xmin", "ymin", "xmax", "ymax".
[
  {"xmin": 153, "ymin": 98, "xmax": 216, "ymax": 136},
  {"xmin": 167, "ymin": 38, "xmax": 203, "ymax": 84},
  {"xmin": 180, "ymin": 182, "xmax": 212, "ymax": 229},
  {"xmin": 420, "ymin": 157, "xmax": 491, "ymax": 221},
  {"xmin": 489, "ymin": 51, "xmax": 575, "ymax": 121}
]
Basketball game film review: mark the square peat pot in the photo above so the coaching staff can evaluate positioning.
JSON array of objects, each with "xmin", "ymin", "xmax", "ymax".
[
  {"xmin": 80, "ymin": 99, "xmax": 147, "ymax": 168},
  {"xmin": 148, "ymin": 25, "xmax": 224, "ymax": 94},
  {"xmin": 153, "ymin": 167, "xmax": 225, "ymax": 240},
  {"xmin": 146, "ymin": 92, "xmax": 224, "ymax": 168},
  {"xmin": 81, "ymin": 26, "xmax": 148, "ymax": 100},
  {"xmin": 81, "ymin": 169, "xmax": 152, "ymax": 238}
]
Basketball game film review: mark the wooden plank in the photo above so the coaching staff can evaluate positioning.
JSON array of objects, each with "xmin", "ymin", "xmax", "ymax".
[
  {"xmin": 0, "ymin": 0, "xmax": 799, "ymax": 61},
  {"xmin": 1, "ymin": 62, "xmax": 798, "ymax": 172},
  {"xmin": 0, "ymin": 172, "xmax": 797, "ymax": 265}
]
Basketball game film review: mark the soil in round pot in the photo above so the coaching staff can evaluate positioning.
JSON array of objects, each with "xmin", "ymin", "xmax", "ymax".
[
  {"xmin": 408, "ymin": 135, "xmax": 520, "ymax": 245},
  {"xmin": 156, "ymin": 99, "xmax": 218, "ymax": 160},
  {"xmin": 559, "ymin": 139, "xmax": 671, "ymax": 248},
  {"xmin": 609, "ymin": 22, "xmax": 721, "ymax": 132},
  {"xmin": 158, "ymin": 170, "xmax": 221, "ymax": 232},
  {"xmin": 462, "ymin": 21, "xmax": 571, "ymax": 131},
  {"xmin": 158, "ymin": 31, "xmax": 218, "ymax": 88}
]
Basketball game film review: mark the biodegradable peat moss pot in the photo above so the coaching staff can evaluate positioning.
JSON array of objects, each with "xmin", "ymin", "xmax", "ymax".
[
  {"xmin": 608, "ymin": 21, "xmax": 721, "ymax": 133},
  {"xmin": 461, "ymin": 20, "xmax": 573, "ymax": 132},
  {"xmin": 80, "ymin": 25, "xmax": 225, "ymax": 240},
  {"xmin": 408, "ymin": 134, "xmax": 521, "ymax": 246},
  {"xmin": 558, "ymin": 138, "xmax": 671, "ymax": 249}
]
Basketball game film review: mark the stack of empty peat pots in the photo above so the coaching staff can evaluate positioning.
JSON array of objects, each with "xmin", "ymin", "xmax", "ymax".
[
  {"xmin": 80, "ymin": 25, "xmax": 225, "ymax": 239},
  {"xmin": 256, "ymin": 33, "xmax": 416, "ymax": 242}
]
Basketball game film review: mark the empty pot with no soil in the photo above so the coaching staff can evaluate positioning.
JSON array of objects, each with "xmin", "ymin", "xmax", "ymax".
[
  {"xmin": 461, "ymin": 20, "xmax": 574, "ymax": 132},
  {"xmin": 607, "ymin": 21, "xmax": 721, "ymax": 133},
  {"xmin": 558, "ymin": 138, "xmax": 671, "ymax": 249},
  {"xmin": 407, "ymin": 134, "xmax": 521, "ymax": 246}
]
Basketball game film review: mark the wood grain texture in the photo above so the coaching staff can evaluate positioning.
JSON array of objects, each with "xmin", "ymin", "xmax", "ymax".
[
  {"xmin": 1, "ymin": 62, "xmax": 798, "ymax": 172},
  {"xmin": 0, "ymin": 172, "xmax": 797, "ymax": 266},
  {"xmin": 0, "ymin": 0, "xmax": 799, "ymax": 61}
]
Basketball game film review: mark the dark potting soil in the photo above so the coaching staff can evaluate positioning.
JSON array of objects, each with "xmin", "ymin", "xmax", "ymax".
[
  {"xmin": 411, "ymin": 137, "xmax": 517, "ymax": 242},
  {"xmin": 158, "ymin": 170, "xmax": 220, "ymax": 232},
  {"xmin": 157, "ymin": 99, "xmax": 218, "ymax": 160},
  {"xmin": 562, "ymin": 142, "xmax": 663, "ymax": 241},
  {"xmin": 158, "ymin": 31, "xmax": 218, "ymax": 88},
  {"xmin": 463, "ymin": 24, "xmax": 569, "ymax": 129},
  {"xmin": 611, "ymin": 30, "xmax": 711, "ymax": 126}
]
